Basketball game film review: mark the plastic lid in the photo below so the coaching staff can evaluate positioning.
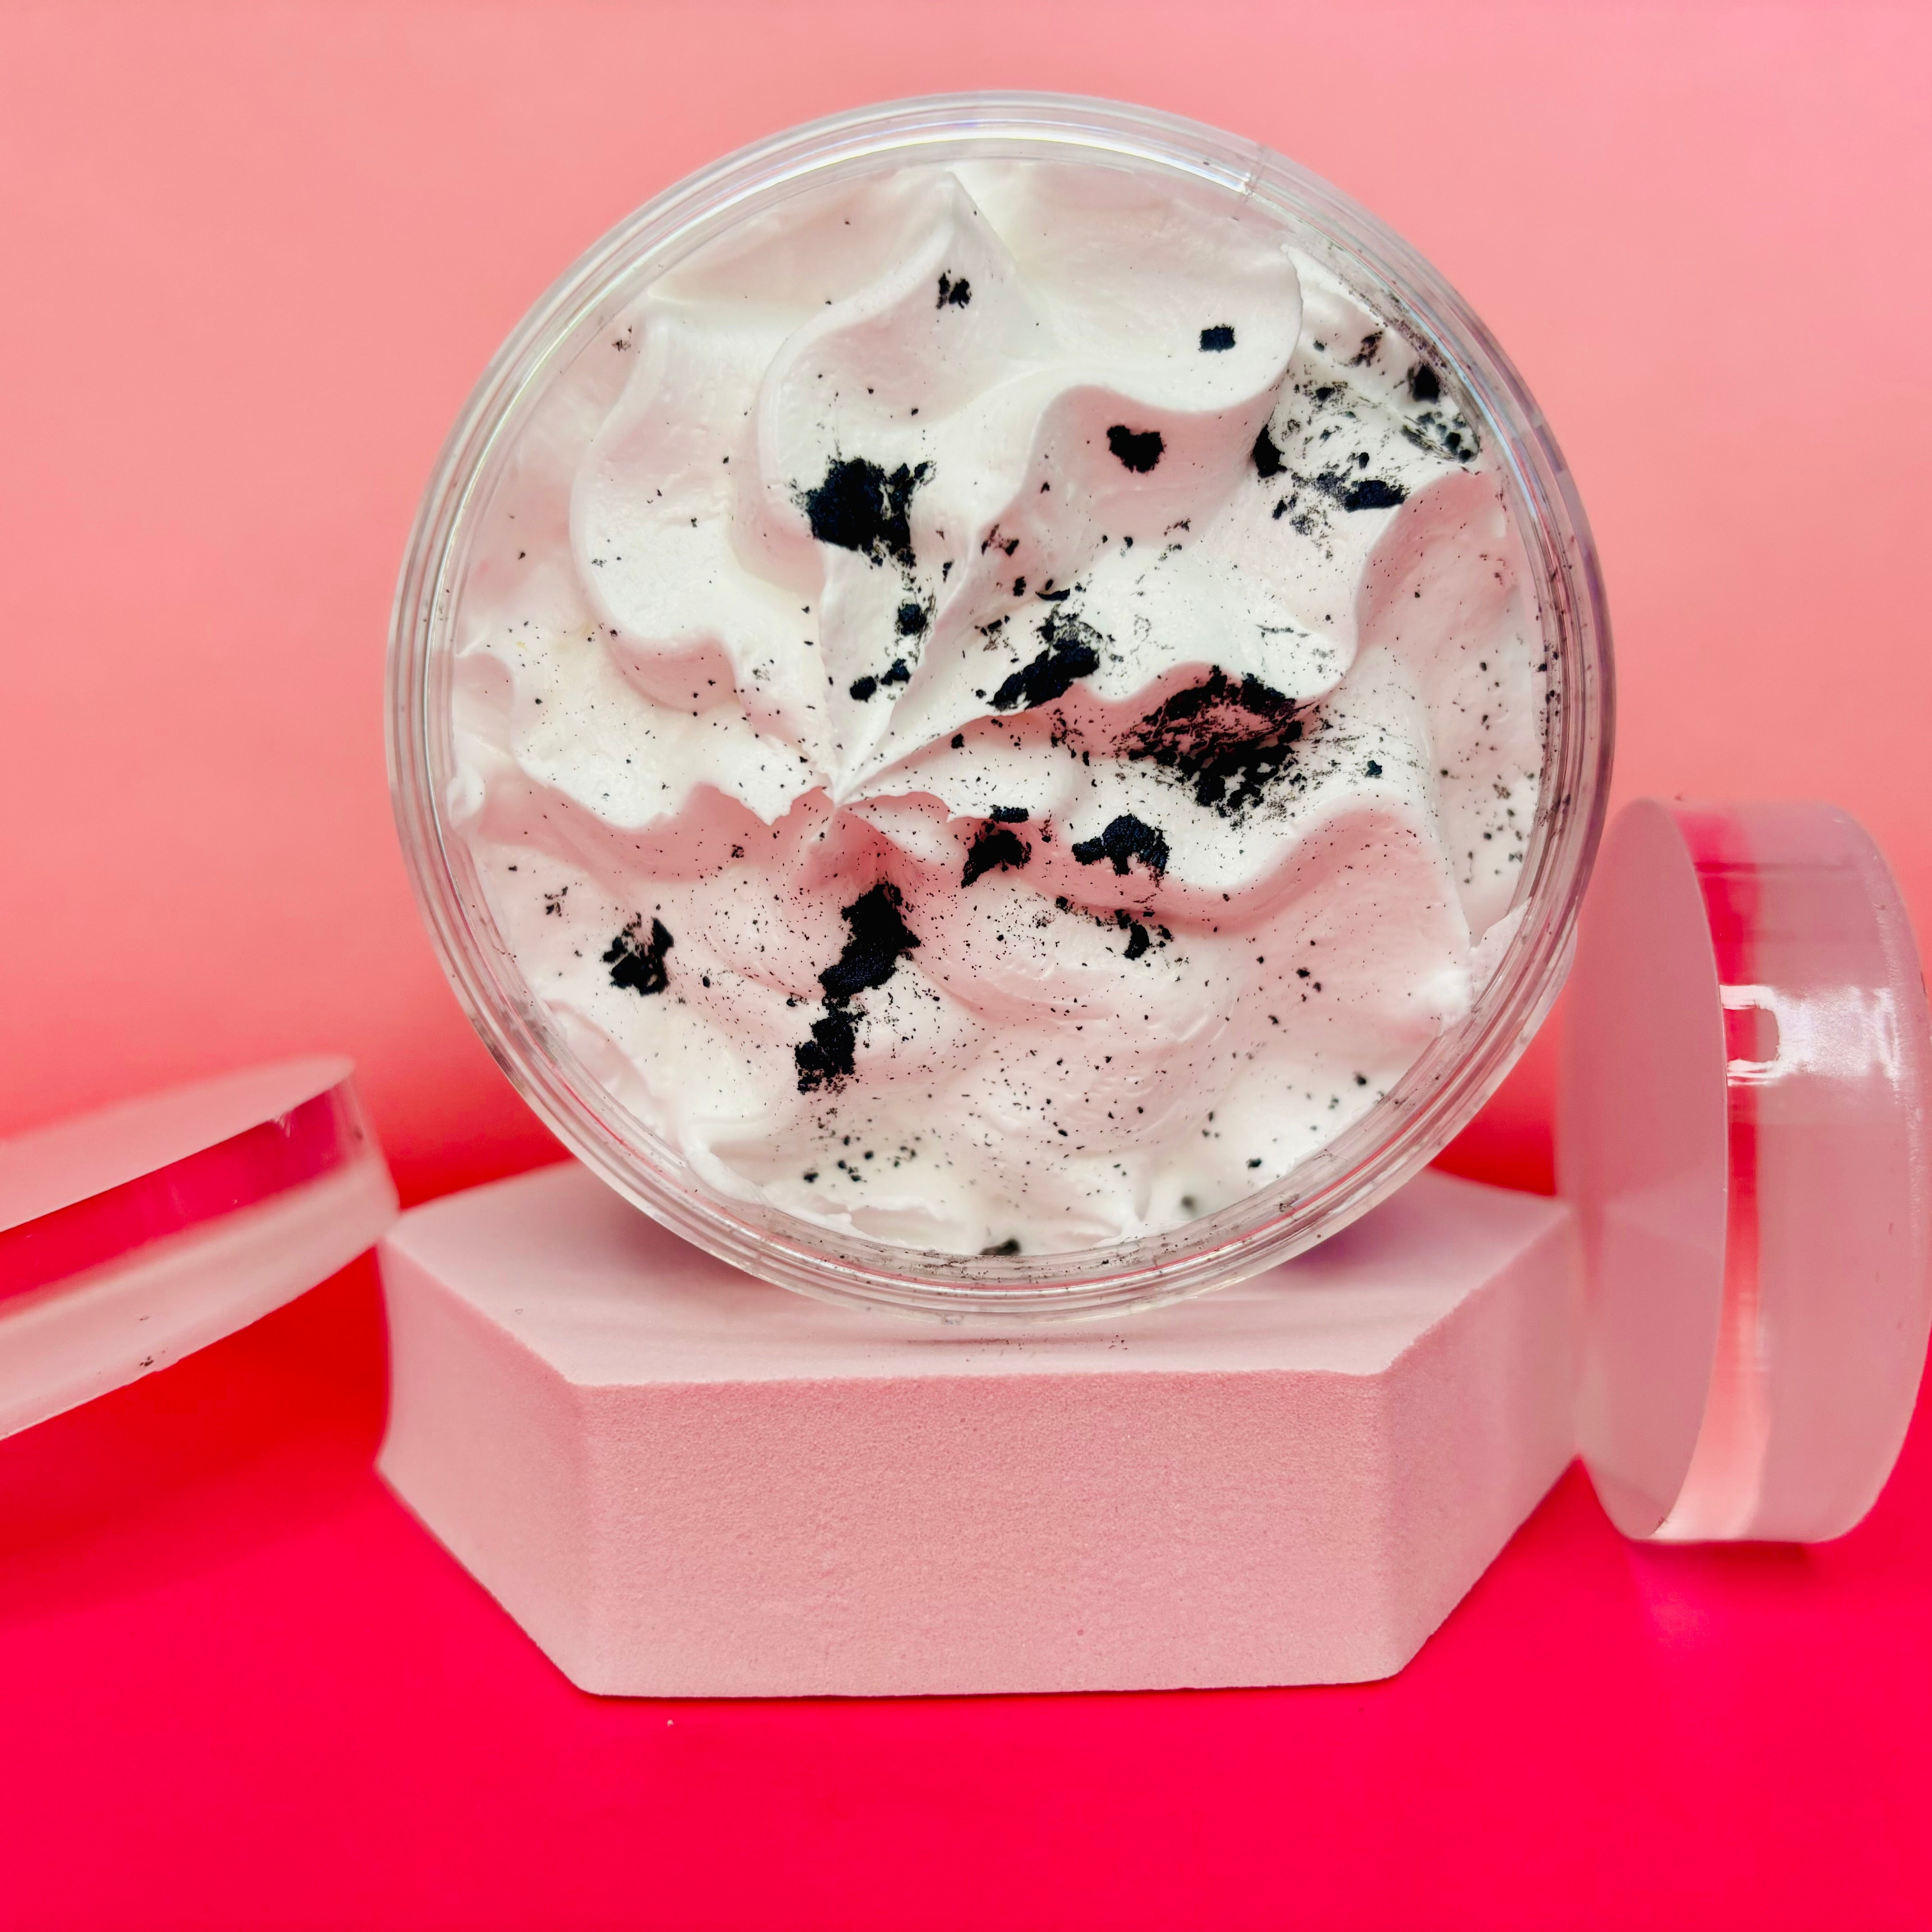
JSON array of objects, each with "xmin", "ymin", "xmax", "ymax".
[
  {"xmin": 0, "ymin": 1058, "xmax": 398, "ymax": 1439},
  {"xmin": 1559, "ymin": 801, "xmax": 1932, "ymax": 1542}
]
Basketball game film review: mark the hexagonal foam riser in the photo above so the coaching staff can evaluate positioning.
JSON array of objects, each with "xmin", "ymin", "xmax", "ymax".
[{"xmin": 377, "ymin": 1163, "xmax": 1580, "ymax": 1697}]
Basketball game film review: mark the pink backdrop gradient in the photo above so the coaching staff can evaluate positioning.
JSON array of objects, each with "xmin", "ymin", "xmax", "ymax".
[{"xmin": 3, "ymin": 4, "xmax": 1929, "ymax": 1926}]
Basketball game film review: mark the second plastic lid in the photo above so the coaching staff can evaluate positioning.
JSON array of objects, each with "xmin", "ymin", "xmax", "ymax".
[
  {"xmin": 1559, "ymin": 800, "xmax": 1932, "ymax": 1542},
  {"xmin": 0, "ymin": 1058, "xmax": 397, "ymax": 1440}
]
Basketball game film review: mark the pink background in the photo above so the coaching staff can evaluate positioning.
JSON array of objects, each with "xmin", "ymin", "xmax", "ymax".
[{"xmin": 3, "ymin": 3, "xmax": 1929, "ymax": 1925}]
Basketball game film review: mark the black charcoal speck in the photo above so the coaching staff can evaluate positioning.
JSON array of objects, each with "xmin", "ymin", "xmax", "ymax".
[
  {"xmin": 1316, "ymin": 469, "xmax": 1408, "ymax": 513},
  {"xmin": 961, "ymin": 821, "xmax": 1032, "ymax": 888},
  {"xmin": 795, "ymin": 883, "xmax": 921, "ymax": 1093},
  {"xmin": 1106, "ymin": 425, "xmax": 1164, "ymax": 474},
  {"xmin": 1123, "ymin": 668, "xmax": 1304, "ymax": 815},
  {"xmin": 1199, "ymin": 324, "xmax": 1236, "ymax": 352},
  {"xmin": 992, "ymin": 608, "xmax": 1103, "ymax": 711},
  {"xmin": 794, "ymin": 1011, "xmax": 858, "ymax": 1093},
  {"xmin": 604, "ymin": 916, "xmax": 673, "ymax": 997},
  {"xmin": 818, "ymin": 883, "xmax": 919, "ymax": 1004},
  {"xmin": 800, "ymin": 457, "xmax": 930, "ymax": 567},
  {"xmin": 1072, "ymin": 814, "xmax": 1170, "ymax": 880}
]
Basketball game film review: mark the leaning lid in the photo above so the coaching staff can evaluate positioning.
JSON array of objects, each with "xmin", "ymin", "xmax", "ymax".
[
  {"xmin": 0, "ymin": 1058, "xmax": 397, "ymax": 1439},
  {"xmin": 1559, "ymin": 800, "xmax": 1932, "ymax": 1542}
]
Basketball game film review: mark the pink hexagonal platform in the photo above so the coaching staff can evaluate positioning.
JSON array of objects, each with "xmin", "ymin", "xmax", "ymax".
[{"xmin": 377, "ymin": 1161, "xmax": 1579, "ymax": 1697}]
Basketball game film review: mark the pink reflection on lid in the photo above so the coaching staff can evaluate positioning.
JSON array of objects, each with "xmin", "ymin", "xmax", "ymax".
[{"xmin": 1, "ymin": 1081, "xmax": 368, "ymax": 1302}]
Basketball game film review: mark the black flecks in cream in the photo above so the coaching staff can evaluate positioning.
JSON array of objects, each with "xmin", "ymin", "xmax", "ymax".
[
  {"xmin": 605, "ymin": 916, "xmax": 673, "ymax": 997},
  {"xmin": 483, "ymin": 170, "xmax": 1545, "ymax": 1256},
  {"xmin": 794, "ymin": 884, "xmax": 921, "ymax": 1094},
  {"xmin": 800, "ymin": 457, "xmax": 930, "ymax": 567}
]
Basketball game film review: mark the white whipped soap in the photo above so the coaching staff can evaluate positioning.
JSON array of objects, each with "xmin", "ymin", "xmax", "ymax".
[{"xmin": 450, "ymin": 161, "xmax": 1546, "ymax": 1256}]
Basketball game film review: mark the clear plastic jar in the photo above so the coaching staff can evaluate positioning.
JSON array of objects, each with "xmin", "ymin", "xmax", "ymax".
[{"xmin": 388, "ymin": 92, "xmax": 1613, "ymax": 1320}]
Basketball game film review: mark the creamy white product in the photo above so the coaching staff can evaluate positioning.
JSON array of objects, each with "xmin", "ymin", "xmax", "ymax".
[{"xmin": 448, "ymin": 161, "xmax": 1545, "ymax": 1257}]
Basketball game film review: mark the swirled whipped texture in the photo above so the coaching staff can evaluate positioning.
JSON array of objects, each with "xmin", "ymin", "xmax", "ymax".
[{"xmin": 448, "ymin": 161, "xmax": 1546, "ymax": 1256}]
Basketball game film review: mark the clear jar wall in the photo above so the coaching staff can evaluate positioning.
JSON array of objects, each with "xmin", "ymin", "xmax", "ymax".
[{"xmin": 388, "ymin": 92, "xmax": 1613, "ymax": 1320}]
